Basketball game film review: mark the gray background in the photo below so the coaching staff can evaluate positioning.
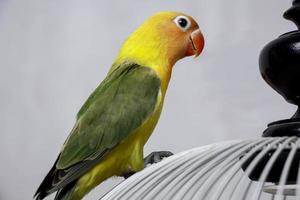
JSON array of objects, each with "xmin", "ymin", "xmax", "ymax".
[{"xmin": 0, "ymin": 0, "xmax": 297, "ymax": 199}]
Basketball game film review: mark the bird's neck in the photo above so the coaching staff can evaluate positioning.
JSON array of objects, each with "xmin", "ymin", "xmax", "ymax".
[{"xmin": 114, "ymin": 33, "xmax": 174, "ymax": 94}]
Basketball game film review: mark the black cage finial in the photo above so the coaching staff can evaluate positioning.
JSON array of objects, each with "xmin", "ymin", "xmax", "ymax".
[{"xmin": 259, "ymin": 0, "xmax": 300, "ymax": 137}]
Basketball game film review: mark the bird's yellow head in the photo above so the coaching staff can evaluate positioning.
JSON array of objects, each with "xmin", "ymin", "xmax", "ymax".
[{"xmin": 115, "ymin": 12, "xmax": 204, "ymax": 71}]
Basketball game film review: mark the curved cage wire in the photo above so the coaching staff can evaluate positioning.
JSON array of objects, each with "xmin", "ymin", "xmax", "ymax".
[{"xmin": 101, "ymin": 137, "xmax": 300, "ymax": 200}]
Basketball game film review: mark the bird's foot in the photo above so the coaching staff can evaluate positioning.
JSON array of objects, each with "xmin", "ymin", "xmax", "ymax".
[
  {"xmin": 122, "ymin": 151, "xmax": 173, "ymax": 179},
  {"xmin": 144, "ymin": 151, "xmax": 173, "ymax": 167},
  {"xmin": 123, "ymin": 171, "xmax": 135, "ymax": 179}
]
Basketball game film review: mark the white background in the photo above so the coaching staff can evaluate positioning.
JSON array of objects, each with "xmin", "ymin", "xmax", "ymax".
[{"xmin": 0, "ymin": 0, "xmax": 297, "ymax": 199}]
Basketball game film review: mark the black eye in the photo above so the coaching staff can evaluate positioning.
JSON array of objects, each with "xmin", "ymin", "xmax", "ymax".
[
  {"xmin": 174, "ymin": 15, "xmax": 191, "ymax": 31},
  {"xmin": 178, "ymin": 18, "xmax": 188, "ymax": 28}
]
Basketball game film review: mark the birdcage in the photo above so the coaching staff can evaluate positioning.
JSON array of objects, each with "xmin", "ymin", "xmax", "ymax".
[{"xmin": 101, "ymin": 1, "xmax": 300, "ymax": 199}]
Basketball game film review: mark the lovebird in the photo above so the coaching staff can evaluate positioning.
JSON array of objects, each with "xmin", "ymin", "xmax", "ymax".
[{"xmin": 34, "ymin": 11, "xmax": 204, "ymax": 200}]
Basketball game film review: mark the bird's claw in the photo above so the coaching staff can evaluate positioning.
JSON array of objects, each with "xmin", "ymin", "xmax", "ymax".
[
  {"xmin": 144, "ymin": 151, "xmax": 173, "ymax": 167},
  {"xmin": 123, "ymin": 171, "xmax": 135, "ymax": 179},
  {"xmin": 122, "ymin": 151, "xmax": 173, "ymax": 179}
]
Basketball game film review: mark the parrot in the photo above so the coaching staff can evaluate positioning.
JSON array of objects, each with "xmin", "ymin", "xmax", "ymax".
[{"xmin": 34, "ymin": 11, "xmax": 204, "ymax": 200}]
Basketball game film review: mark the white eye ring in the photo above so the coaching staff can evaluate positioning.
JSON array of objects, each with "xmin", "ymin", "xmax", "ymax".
[{"xmin": 173, "ymin": 15, "xmax": 191, "ymax": 32}]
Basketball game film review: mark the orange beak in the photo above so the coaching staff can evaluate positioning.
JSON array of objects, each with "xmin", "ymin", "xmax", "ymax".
[{"xmin": 185, "ymin": 29, "xmax": 205, "ymax": 57}]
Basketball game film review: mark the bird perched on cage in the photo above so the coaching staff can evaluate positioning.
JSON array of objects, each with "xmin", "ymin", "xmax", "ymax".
[{"xmin": 34, "ymin": 11, "xmax": 204, "ymax": 200}]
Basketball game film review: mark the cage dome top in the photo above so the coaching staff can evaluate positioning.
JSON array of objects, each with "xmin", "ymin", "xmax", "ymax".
[{"xmin": 102, "ymin": 138, "xmax": 300, "ymax": 200}]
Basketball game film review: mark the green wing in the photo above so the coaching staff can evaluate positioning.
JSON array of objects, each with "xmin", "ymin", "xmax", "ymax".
[
  {"xmin": 57, "ymin": 63, "xmax": 161, "ymax": 168},
  {"xmin": 35, "ymin": 62, "xmax": 161, "ymax": 197}
]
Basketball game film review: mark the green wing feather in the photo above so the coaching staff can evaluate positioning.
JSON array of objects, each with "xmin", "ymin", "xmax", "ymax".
[
  {"xmin": 57, "ymin": 63, "xmax": 161, "ymax": 169},
  {"xmin": 58, "ymin": 63, "xmax": 161, "ymax": 168},
  {"xmin": 35, "ymin": 62, "xmax": 161, "ymax": 198},
  {"xmin": 35, "ymin": 63, "xmax": 161, "ymax": 199}
]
